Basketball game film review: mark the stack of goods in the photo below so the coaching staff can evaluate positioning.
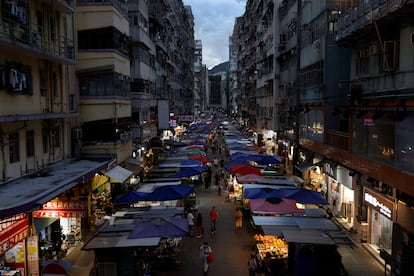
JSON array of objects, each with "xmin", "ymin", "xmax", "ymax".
[{"xmin": 254, "ymin": 234, "xmax": 288, "ymax": 259}]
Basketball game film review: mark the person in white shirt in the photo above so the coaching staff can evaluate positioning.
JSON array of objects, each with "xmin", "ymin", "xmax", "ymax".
[{"xmin": 187, "ymin": 210, "xmax": 195, "ymax": 237}]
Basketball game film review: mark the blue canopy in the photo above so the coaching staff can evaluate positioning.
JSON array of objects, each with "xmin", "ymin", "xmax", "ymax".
[
  {"xmin": 180, "ymin": 159, "xmax": 203, "ymax": 166},
  {"xmin": 128, "ymin": 217, "xmax": 188, "ymax": 239},
  {"xmin": 146, "ymin": 185, "xmax": 195, "ymax": 201},
  {"xmin": 244, "ymin": 187, "xmax": 328, "ymax": 205},
  {"xmin": 113, "ymin": 191, "xmax": 150, "ymax": 205},
  {"xmin": 172, "ymin": 166, "xmax": 208, "ymax": 178},
  {"xmin": 282, "ymin": 188, "xmax": 329, "ymax": 205},
  {"xmin": 230, "ymin": 153, "xmax": 262, "ymax": 162},
  {"xmin": 257, "ymin": 155, "xmax": 281, "ymax": 165},
  {"xmin": 244, "ymin": 187, "xmax": 284, "ymax": 199}
]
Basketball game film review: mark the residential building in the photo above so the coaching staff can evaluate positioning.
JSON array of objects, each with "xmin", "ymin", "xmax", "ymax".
[
  {"xmin": 194, "ymin": 39, "xmax": 206, "ymax": 117},
  {"xmin": 335, "ymin": 1, "xmax": 414, "ymax": 274},
  {"xmin": 0, "ymin": 0, "xmax": 112, "ymax": 273},
  {"xmin": 149, "ymin": 0, "xmax": 195, "ymax": 128},
  {"xmin": 76, "ymin": 0, "xmax": 132, "ymax": 163},
  {"xmin": 229, "ymin": 17, "xmax": 243, "ymax": 120}
]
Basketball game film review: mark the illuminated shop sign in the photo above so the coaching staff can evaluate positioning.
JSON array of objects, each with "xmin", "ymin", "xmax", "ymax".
[
  {"xmin": 32, "ymin": 200, "xmax": 86, "ymax": 218},
  {"xmin": 0, "ymin": 214, "xmax": 29, "ymax": 255},
  {"xmin": 363, "ymin": 188, "xmax": 394, "ymax": 220}
]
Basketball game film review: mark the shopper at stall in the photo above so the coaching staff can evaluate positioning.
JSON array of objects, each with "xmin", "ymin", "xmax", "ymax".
[
  {"xmin": 234, "ymin": 208, "xmax": 243, "ymax": 233},
  {"xmin": 196, "ymin": 212, "xmax": 204, "ymax": 238},
  {"xmin": 248, "ymin": 253, "xmax": 258, "ymax": 276},
  {"xmin": 187, "ymin": 210, "xmax": 195, "ymax": 237},
  {"xmin": 209, "ymin": 206, "xmax": 218, "ymax": 234},
  {"xmin": 262, "ymin": 252, "xmax": 272, "ymax": 276},
  {"xmin": 199, "ymin": 241, "xmax": 213, "ymax": 275}
]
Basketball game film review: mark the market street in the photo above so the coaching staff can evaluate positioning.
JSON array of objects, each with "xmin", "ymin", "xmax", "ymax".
[{"xmin": 66, "ymin": 124, "xmax": 385, "ymax": 276}]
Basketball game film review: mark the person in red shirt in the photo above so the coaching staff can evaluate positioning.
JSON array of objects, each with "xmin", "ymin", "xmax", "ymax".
[{"xmin": 209, "ymin": 206, "xmax": 218, "ymax": 234}]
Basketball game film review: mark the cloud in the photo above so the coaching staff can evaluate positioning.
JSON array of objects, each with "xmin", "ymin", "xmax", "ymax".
[{"xmin": 183, "ymin": 0, "xmax": 246, "ymax": 69}]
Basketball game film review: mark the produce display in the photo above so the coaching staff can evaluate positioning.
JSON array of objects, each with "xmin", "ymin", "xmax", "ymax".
[{"xmin": 254, "ymin": 234, "xmax": 288, "ymax": 259}]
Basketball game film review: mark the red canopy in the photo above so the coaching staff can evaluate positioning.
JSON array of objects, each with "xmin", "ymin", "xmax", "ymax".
[
  {"xmin": 249, "ymin": 198, "xmax": 304, "ymax": 214},
  {"xmin": 188, "ymin": 154, "xmax": 213, "ymax": 164},
  {"xmin": 230, "ymin": 165, "xmax": 262, "ymax": 176}
]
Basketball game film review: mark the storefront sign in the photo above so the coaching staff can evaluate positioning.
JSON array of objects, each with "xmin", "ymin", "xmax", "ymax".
[
  {"xmin": 0, "ymin": 214, "xmax": 29, "ymax": 255},
  {"xmin": 363, "ymin": 188, "xmax": 394, "ymax": 220},
  {"xmin": 32, "ymin": 200, "xmax": 86, "ymax": 218}
]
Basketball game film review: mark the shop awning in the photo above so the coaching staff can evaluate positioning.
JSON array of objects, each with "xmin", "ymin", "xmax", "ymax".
[
  {"xmin": 282, "ymin": 230, "xmax": 336, "ymax": 245},
  {"xmin": 123, "ymin": 158, "xmax": 144, "ymax": 175},
  {"xmin": 105, "ymin": 165, "xmax": 133, "ymax": 183},
  {"xmin": 83, "ymin": 234, "xmax": 161, "ymax": 250},
  {"xmin": 0, "ymin": 159, "xmax": 111, "ymax": 220}
]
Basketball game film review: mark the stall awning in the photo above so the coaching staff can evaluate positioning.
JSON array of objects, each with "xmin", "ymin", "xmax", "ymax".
[
  {"xmin": 105, "ymin": 166, "xmax": 133, "ymax": 183},
  {"xmin": 0, "ymin": 159, "xmax": 111, "ymax": 220},
  {"xmin": 123, "ymin": 158, "xmax": 144, "ymax": 175},
  {"xmin": 282, "ymin": 230, "xmax": 336, "ymax": 245},
  {"xmin": 83, "ymin": 234, "xmax": 161, "ymax": 250}
]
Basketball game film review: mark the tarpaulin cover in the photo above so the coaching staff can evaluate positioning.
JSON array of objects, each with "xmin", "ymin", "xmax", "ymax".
[
  {"xmin": 172, "ymin": 166, "xmax": 208, "ymax": 178},
  {"xmin": 249, "ymin": 198, "xmax": 304, "ymax": 214},
  {"xmin": 230, "ymin": 165, "xmax": 262, "ymax": 176},
  {"xmin": 128, "ymin": 217, "xmax": 188, "ymax": 238},
  {"xmin": 145, "ymin": 185, "xmax": 194, "ymax": 201}
]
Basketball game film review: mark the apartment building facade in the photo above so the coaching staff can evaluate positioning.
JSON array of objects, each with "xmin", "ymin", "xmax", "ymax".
[{"xmin": 233, "ymin": 0, "xmax": 414, "ymax": 273}]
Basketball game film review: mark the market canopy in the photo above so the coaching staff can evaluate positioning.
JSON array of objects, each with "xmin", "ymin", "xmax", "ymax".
[
  {"xmin": 281, "ymin": 188, "xmax": 329, "ymax": 205},
  {"xmin": 237, "ymin": 174, "xmax": 295, "ymax": 185},
  {"xmin": 105, "ymin": 165, "xmax": 134, "ymax": 183},
  {"xmin": 128, "ymin": 217, "xmax": 188, "ymax": 239},
  {"xmin": 145, "ymin": 184, "xmax": 194, "ymax": 201},
  {"xmin": 230, "ymin": 153, "xmax": 263, "ymax": 162},
  {"xmin": 188, "ymin": 155, "xmax": 213, "ymax": 164},
  {"xmin": 257, "ymin": 155, "xmax": 281, "ymax": 165},
  {"xmin": 230, "ymin": 164, "xmax": 262, "ymax": 176},
  {"xmin": 244, "ymin": 187, "xmax": 284, "ymax": 199},
  {"xmin": 171, "ymin": 166, "xmax": 208, "ymax": 178},
  {"xmin": 113, "ymin": 191, "xmax": 150, "ymax": 205},
  {"xmin": 249, "ymin": 197, "xmax": 304, "ymax": 214}
]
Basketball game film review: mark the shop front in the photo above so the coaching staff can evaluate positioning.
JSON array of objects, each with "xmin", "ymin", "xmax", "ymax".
[
  {"xmin": 0, "ymin": 214, "xmax": 30, "ymax": 275},
  {"xmin": 324, "ymin": 164, "xmax": 355, "ymax": 230},
  {"xmin": 363, "ymin": 187, "xmax": 394, "ymax": 256}
]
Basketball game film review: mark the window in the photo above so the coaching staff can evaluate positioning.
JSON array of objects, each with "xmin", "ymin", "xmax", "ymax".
[
  {"xmin": 79, "ymin": 74, "xmax": 127, "ymax": 97},
  {"xmin": 42, "ymin": 128, "xmax": 48, "ymax": 153},
  {"xmin": 382, "ymin": 40, "xmax": 399, "ymax": 71},
  {"xmin": 356, "ymin": 56, "xmax": 369, "ymax": 76},
  {"xmin": 26, "ymin": 130, "xmax": 34, "ymax": 157},
  {"xmin": 53, "ymin": 127, "xmax": 60, "ymax": 148},
  {"xmin": 9, "ymin": 132, "xmax": 20, "ymax": 163}
]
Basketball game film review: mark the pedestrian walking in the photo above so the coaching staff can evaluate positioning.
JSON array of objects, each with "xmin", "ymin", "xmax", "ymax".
[
  {"xmin": 187, "ymin": 210, "xmax": 195, "ymax": 237},
  {"xmin": 209, "ymin": 206, "xmax": 218, "ymax": 234},
  {"xmin": 234, "ymin": 208, "xmax": 243, "ymax": 233},
  {"xmin": 196, "ymin": 212, "xmax": 204, "ymax": 238},
  {"xmin": 199, "ymin": 241, "xmax": 213, "ymax": 275},
  {"xmin": 248, "ymin": 253, "xmax": 258, "ymax": 276}
]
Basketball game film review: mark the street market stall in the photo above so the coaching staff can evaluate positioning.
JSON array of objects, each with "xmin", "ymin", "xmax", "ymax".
[
  {"xmin": 251, "ymin": 214, "xmax": 355, "ymax": 275},
  {"xmin": 83, "ymin": 207, "xmax": 186, "ymax": 275}
]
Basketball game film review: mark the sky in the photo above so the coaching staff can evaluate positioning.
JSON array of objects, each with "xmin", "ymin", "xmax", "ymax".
[{"xmin": 183, "ymin": 0, "xmax": 247, "ymax": 69}]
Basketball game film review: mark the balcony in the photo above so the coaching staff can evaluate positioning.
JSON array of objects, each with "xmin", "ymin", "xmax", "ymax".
[
  {"xmin": 130, "ymin": 28, "xmax": 155, "ymax": 52},
  {"xmin": 336, "ymin": 0, "xmax": 414, "ymax": 42},
  {"xmin": 325, "ymin": 130, "xmax": 350, "ymax": 152},
  {"xmin": 0, "ymin": 11, "xmax": 74, "ymax": 63}
]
